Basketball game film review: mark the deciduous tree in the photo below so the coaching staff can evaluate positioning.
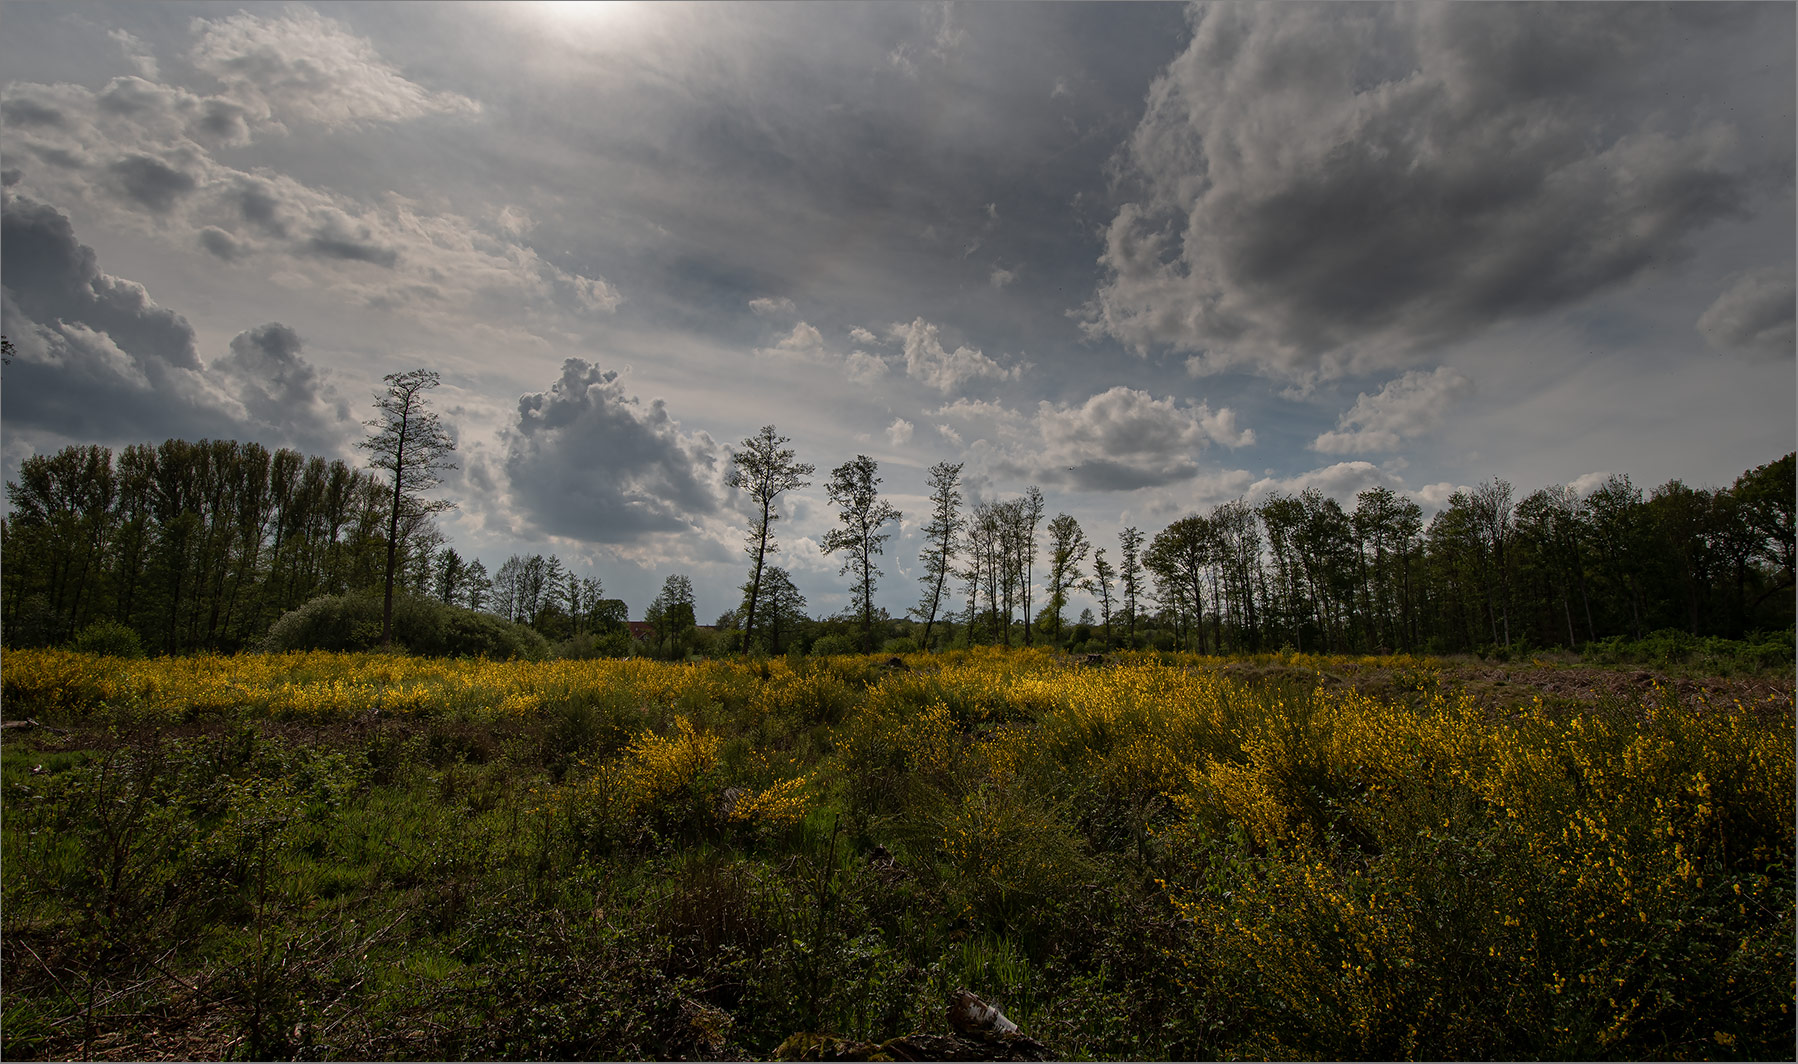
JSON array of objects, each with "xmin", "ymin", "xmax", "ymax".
[
  {"xmin": 728, "ymin": 426, "xmax": 814, "ymax": 654},
  {"xmin": 912, "ymin": 460, "xmax": 965, "ymax": 652},
  {"xmin": 820, "ymin": 455, "xmax": 901, "ymax": 652},
  {"xmin": 1043, "ymin": 513, "xmax": 1091, "ymax": 645}
]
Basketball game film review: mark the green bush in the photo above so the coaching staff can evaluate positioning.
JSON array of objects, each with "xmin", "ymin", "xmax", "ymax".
[
  {"xmin": 68, "ymin": 619, "xmax": 145, "ymax": 658},
  {"xmin": 810, "ymin": 633, "xmax": 863, "ymax": 657},
  {"xmin": 261, "ymin": 591, "xmax": 549, "ymax": 659},
  {"xmin": 1582, "ymin": 628, "xmax": 1796, "ymax": 672},
  {"xmin": 553, "ymin": 629, "xmax": 634, "ymax": 660}
]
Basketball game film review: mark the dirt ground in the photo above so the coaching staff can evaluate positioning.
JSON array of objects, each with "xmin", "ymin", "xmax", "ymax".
[{"xmin": 1216, "ymin": 656, "xmax": 1795, "ymax": 723}]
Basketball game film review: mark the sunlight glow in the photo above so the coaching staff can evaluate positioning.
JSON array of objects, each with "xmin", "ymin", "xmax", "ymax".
[{"xmin": 535, "ymin": 1, "xmax": 637, "ymax": 26}]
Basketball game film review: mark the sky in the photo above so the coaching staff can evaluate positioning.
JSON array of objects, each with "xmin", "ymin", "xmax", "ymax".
[{"xmin": 3, "ymin": 1, "xmax": 1794, "ymax": 624}]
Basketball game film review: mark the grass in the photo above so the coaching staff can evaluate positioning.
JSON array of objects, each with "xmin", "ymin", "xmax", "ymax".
[{"xmin": 1, "ymin": 646, "xmax": 1792, "ymax": 1060}]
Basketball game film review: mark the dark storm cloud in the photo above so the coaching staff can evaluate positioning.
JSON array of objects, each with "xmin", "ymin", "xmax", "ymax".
[
  {"xmin": 1, "ymin": 97, "xmax": 64, "ymax": 128},
  {"xmin": 305, "ymin": 234, "xmax": 399, "ymax": 267},
  {"xmin": 2, "ymin": 192, "xmax": 200, "ymax": 369},
  {"xmin": 0, "ymin": 195, "xmax": 230, "ymax": 443},
  {"xmin": 106, "ymin": 153, "xmax": 197, "ymax": 213},
  {"xmin": 503, "ymin": 360, "xmax": 722, "ymax": 543},
  {"xmin": 0, "ymin": 193, "xmax": 352, "ymax": 453},
  {"xmin": 1088, "ymin": 2, "xmax": 1795, "ymax": 378}
]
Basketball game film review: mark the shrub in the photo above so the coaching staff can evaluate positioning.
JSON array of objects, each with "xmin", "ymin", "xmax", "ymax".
[
  {"xmin": 68, "ymin": 619, "xmax": 145, "ymax": 658},
  {"xmin": 553, "ymin": 630, "xmax": 633, "ymax": 660},
  {"xmin": 262, "ymin": 592, "xmax": 548, "ymax": 659},
  {"xmin": 810, "ymin": 633, "xmax": 862, "ymax": 657}
]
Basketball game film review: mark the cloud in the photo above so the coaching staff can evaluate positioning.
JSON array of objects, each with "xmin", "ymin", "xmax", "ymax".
[
  {"xmin": 107, "ymin": 28, "xmax": 161, "ymax": 80},
  {"xmin": 989, "ymin": 266, "xmax": 1015, "ymax": 289},
  {"xmin": 935, "ymin": 387, "xmax": 1252, "ymax": 492},
  {"xmin": 755, "ymin": 321, "xmax": 894, "ymax": 384},
  {"xmin": 1416, "ymin": 481, "xmax": 1467, "ymax": 508},
  {"xmin": 0, "ymin": 13, "xmax": 611, "ymax": 325},
  {"xmin": 1568, "ymin": 471, "xmax": 1616, "ymax": 497},
  {"xmin": 188, "ymin": 7, "xmax": 480, "ymax": 130},
  {"xmin": 213, "ymin": 322, "xmax": 355, "ymax": 455},
  {"xmin": 197, "ymin": 225, "xmax": 244, "ymax": 260},
  {"xmin": 844, "ymin": 350, "xmax": 888, "ymax": 385},
  {"xmin": 1030, "ymin": 386, "xmax": 1253, "ymax": 491},
  {"xmin": 304, "ymin": 210, "xmax": 400, "ymax": 266},
  {"xmin": 2, "ymin": 194, "xmax": 201, "ymax": 372},
  {"xmin": 1697, "ymin": 266, "xmax": 1795, "ymax": 357},
  {"xmin": 0, "ymin": 193, "xmax": 352, "ymax": 453},
  {"xmin": 748, "ymin": 296, "xmax": 797, "ymax": 316},
  {"xmin": 849, "ymin": 326, "xmax": 878, "ymax": 345},
  {"xmin": 889, "ymin": 316, "xmax": 1023, "ymax": 392},
  {"xmin": 759, "ymin": 321, "xmax": 828, "ymax": 360},
  {"xmin": 886, "ymin": 417, "xmax": 914, "ymax": 446},
  {"xmin": 1312, "ymin": 367, "xmax": 1474, "ymax": 454},
  {"xmin": 1, "ymin": 70, "xmax": 616, "ymax": 318},
  {"xmin": 502, "ymin": 359, "xmax": 722, "ymax": 543},
  {"xmin": 1250, "ymin": 461, "xmax": 1406, "ymax": 504},
  {"xmin": 1086, "ymin": 3, "xmax": 1786, "ymax": 379},
  {"xmin": 934, "ymin": 396, "xmax": 1026, "ymax": 427},
  {"xmin": 106, "ymin": 153, "xmax": 199, "ymax": 213}
]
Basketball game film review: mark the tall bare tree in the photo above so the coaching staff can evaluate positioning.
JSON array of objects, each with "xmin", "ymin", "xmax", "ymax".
[
  {"xmin": 359, "ymin": 369, "xmax": 456, "ymax": 648},
  {"xmin": 1118, "ymin": 526, "xmax": 1145, "ymax": 649},
  {"xmin": 1017, "ymin": 486, "xmax": 1045, "ymax": 646},
  {"xmin": 1091, "ymin": 547, "xmax": 1115, "ymax": 649},
  {"xmin": 728, "ymin": 426, "xmax": 815, "ymax": 654},
  {"xmin": 821, "ymin": 455, "xmax": 901, "ymax": 652}
]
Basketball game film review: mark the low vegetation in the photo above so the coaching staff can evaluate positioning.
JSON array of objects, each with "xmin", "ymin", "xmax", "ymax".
[{"xmin": 2, "ymin": 647, "xmax": 1791, "ymax": 1060}]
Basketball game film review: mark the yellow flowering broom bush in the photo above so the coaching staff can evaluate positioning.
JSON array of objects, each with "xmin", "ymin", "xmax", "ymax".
[{"xmin": 2, "ymin": 646, "xmax": 1789, "ymax": 1059}]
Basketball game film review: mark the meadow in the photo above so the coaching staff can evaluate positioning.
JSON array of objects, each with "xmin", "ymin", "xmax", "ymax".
[{"xmin": 2, "ymin": 648, "xmax": 1792, "ymax": 1060}]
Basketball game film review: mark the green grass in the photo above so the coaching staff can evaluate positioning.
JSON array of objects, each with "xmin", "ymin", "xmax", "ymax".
[{"xmin": 2, "ymin": 652, "xmax": 1792, "ymax": 1060}]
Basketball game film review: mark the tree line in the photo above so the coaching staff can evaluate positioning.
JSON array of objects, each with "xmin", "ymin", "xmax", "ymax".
[
  {"xmin": 3, "ymin": 412, "xmax": 1791, "ymax": 658},
  {"xmin": 720, "ymin": 426, "xmax": 1794, "ymax": 658}
]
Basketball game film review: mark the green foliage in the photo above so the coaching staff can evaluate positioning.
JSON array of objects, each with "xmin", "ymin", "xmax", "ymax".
[
  {"xmin": 810, "ymin": 633, "xmax": 861, "ymax": 657},
  {"xmin": 261, "ymin": 591, "xmax": 549, "ymax": 659},
  {"xmin": 1582, "ymin": 628, "xmax": 1796, "ymax": 673},
  {"xmin": 552, "ymin": 629, "xmax": 633, "ymax": 660},
  {"xmin": 2, "ymin": 651, "xmax": 1791, "ymax": 1060},
  {"xmin": 68, "ymin": 619, "xmax": 144, "ymax": 658}
]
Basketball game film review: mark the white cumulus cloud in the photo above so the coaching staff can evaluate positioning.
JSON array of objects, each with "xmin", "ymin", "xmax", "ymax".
[
  {"xmin": 889, "ymin": 316, "xmax": 1023, "ymax": 392},
  {"xmin": 1312, "ymin": 367, "xmax": 1474, "ymax": 454}
]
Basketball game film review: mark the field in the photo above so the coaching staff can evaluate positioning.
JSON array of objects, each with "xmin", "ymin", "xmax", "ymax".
[{"xmin": 2, "ymin": 648, "xmax": 1792, "ymax": 1061}]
